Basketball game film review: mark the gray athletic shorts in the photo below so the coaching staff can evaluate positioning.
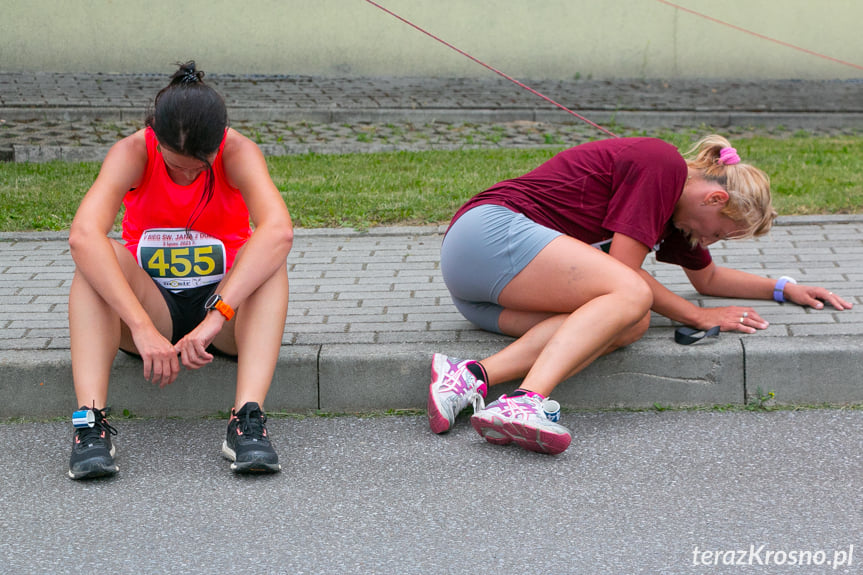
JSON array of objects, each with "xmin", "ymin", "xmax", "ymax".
[{"xmin": 441, "ymin": 204, "xmax": 562, "ymax": 333}]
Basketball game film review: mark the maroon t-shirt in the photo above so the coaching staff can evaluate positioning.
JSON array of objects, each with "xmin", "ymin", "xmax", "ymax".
[{"xmin": 450, "ymin": 137, "xmax": 712, "ymax": 270}]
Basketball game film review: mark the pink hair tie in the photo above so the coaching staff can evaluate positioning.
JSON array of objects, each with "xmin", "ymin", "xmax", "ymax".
[{"xmin": 718, "ymin": 147, "xmax": 741, "ymax": 165}]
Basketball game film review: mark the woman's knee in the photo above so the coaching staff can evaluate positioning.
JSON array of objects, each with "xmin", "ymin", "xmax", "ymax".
[{"xmin": 612, "ymin": 270, "xmax": 653, "ymax": 320}]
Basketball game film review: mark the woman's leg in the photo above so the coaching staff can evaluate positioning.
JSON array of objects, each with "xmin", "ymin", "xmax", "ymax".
[
  {"xmin": 482, "ymin": 309, "xmax": 651, "ymax": 388},
  {"xmin": 482, "ymin": 235, "xmax": 653, "ymax": 397},
  {"xmin": 69, "ymin": 240, "xmax": 172, "ymax": 408},
  {"xmin": 210, "ymin": 261, "xmax": 289, "ymax": 410}
]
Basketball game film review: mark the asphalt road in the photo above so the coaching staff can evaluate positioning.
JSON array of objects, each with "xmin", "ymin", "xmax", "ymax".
[{"xmin": 2, "ymin": 409, "xmax": 861, "ymax": 574}]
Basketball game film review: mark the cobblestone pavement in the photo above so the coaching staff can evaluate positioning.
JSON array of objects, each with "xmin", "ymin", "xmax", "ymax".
[
  {"xmin": 1, "ymin": 216, "xmax": 862, "ymax": 416},
  {"xmin": 2, "ymin": 74, "xmax": 863, "ymax": 161},
  {"xmin": 3, "ymin": 116, "xmax": 861, "ymax": 156}
]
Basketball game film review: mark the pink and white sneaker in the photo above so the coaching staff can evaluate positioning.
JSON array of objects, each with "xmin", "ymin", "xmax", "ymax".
[
  {"xmin": 428, "ymin": 353, "xmax": 487, "ymax": 434},
  {"xmin": 470, "ymin": 393, "xmax": 571, "ymax": 455}
]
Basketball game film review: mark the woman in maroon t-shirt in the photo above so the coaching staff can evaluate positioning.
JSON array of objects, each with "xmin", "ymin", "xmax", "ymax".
[{"xmin": 428, "ymin": 135, "xmax": 853, "ymax": 455}]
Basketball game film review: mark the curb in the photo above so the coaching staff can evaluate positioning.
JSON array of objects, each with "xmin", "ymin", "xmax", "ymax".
[{"xmin": 3, "ymin": 335, "xmax": 861, "ymax": 418}]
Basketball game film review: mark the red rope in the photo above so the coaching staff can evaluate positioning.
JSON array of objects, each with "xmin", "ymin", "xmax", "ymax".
[
  {"xmin": 362, "ymin": 0, "xmax": 619, "ymax": 138},
  {"xmin": 656, "ymin": 0, "xmax": 863, "ymax": 72},
  {"xmin": 364, "ymin": 0, "xmax": 861, "ymax": 137}
]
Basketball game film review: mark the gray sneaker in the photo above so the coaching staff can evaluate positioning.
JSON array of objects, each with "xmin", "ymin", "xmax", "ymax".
[
  {"xmin": 428, "ymin": 353, "xmax": 487, "ymax": 434},
  {"xmin": 471, "ymin": 394, "xmax": 571, "ymax": 454}
]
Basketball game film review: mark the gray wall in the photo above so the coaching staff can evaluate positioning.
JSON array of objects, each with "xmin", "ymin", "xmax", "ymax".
[{"xmin": 2, "ymin": 0, "xmax": 861, "ymax": 79}]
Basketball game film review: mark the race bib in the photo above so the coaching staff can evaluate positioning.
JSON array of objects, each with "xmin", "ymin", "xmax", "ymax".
[{"xmin": 137, "ymin": 228, "xmax": 226, "ymax": 290}]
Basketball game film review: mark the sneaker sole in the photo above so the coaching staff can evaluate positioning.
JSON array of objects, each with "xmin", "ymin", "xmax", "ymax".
[
  {"xmin": 222, "ymin": 441, "xmax": 281, "ymax": 473},
  {"xmin": 68, "ymin": 462, "xmax": 119, "ymax": 480},
  {"xmin": 230, "ymin": 460, "xmax": 282, "ymax": 474},
  {"xmin": 471, "ymin": 414, "xmax": 571, "ymax": 455},
  {"xmin": 428, "ymin": 353, "xmax": 455, "ymax": 434}
]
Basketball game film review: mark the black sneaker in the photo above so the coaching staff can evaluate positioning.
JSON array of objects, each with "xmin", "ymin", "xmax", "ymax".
[
  {"xmin": 68, "ymin": 406, "xmax": 118, "ymax": 480},
  {"xmin": 221, "ymin": 402, "xmax": 281, "ymax": 473}
]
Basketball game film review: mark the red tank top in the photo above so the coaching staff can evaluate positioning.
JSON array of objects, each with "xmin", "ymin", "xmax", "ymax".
[{"xmin": 122, "ymin": 128, "xmax": 251, "ymax": 270}]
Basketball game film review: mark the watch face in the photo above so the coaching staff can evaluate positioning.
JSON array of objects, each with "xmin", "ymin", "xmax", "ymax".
[{"xmin": 205, "ymin": 294, "xmax": 220, "ymax": 309}]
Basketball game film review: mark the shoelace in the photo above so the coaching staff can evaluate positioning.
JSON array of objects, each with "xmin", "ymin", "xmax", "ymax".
[
  {"xmin": 76, "ymin": 407, "xmax": 117, "ymax": 444},
  {"xmin": 440, "ymin": 364, "xmax": 476, "ymax": 395},
  {"xmin": 236, "ymin": 408, "xmax": 268, "ymax": 440},
  {"xmin": 496, "ymin": 395, "xmax": 541, "ymax": 421}
]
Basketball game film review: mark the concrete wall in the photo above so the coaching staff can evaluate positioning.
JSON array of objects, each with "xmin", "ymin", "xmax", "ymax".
[{"xmin": 2, "ymin": 0, "xmax": 861, "ymax": 79}]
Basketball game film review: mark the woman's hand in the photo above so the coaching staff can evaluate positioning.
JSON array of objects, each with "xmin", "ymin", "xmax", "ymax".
[
  {"xmin": 131, "ymin": 326, "xmax": 181, "ymax": 388},
  {"xmin": 784, "ymin": 283, "xmax": 853, "ymax": 311},
  {"xmin": 173, "ymin": 312, "xmax": 224, "ymax": 370},
  {"xmin": 695, "ymin": 306, "xmax": 770, "ymax": 334}
]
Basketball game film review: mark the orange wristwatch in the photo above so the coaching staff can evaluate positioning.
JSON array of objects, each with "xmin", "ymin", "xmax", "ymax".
[{"xmin": 204, "ymin": 293, "xmax": 234, "ymax": 321}]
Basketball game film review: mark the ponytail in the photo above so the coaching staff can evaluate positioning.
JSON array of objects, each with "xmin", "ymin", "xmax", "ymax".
[{"xmin": 685, "ymin": 135, "xmax": 777, "ymax": 239}]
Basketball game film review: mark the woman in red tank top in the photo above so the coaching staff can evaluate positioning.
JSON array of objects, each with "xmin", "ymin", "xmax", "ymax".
[{"xmin": 67, "ymin": 62, "xmax": 293, "ymax": 479}]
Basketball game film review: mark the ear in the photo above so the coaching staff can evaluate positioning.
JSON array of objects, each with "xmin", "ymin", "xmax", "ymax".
[{"xmin": 704, "ymin": 189, "xmax": 729, "ymax": 207}]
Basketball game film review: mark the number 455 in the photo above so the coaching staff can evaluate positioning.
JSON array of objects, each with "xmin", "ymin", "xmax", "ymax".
[{"xmin": 147, "ymin": 246, "xmax": 216, "ymax": 277}]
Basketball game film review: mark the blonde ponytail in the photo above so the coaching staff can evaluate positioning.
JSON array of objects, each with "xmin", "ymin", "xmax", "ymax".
[{"xmin": 685, "ymin": 135, "xmax": 777, "ymax": 239}]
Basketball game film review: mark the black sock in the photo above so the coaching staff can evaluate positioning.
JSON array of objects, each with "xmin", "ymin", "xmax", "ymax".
[
  {"xmin": 466, "ymin": 361, "xmax": 487, "ymax": 384},
  {"xmin": 508, "ymin": 388, "xmax": 544, "ymax": 399}
]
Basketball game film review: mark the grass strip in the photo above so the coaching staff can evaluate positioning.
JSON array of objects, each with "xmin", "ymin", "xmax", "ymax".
[{"xmin": 1, "ymin": 134, "xmax": 861, "ymax": 232}]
